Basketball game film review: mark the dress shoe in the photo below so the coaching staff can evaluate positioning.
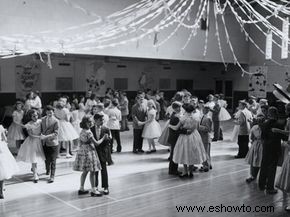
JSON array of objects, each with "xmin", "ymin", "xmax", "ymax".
[
  {"xmin": 33, "ymin": 179, "xmax": 38, "ymax": 183},
  {"xmin": 103, "ymin": 188, "xmax": 109, "ymax": 195},
  {"xmin": 245, "ymin": 177, "xmax": 255, "ymax": 183},
  {"xmin": 138, "ymin": 149, "xmax": 144, "ymax": 153},
  {"xmin": 91, "ymin": 191, "xmax": 102, "ymax": 197},
  {"xmin": 188, "ymin": 173, "xmax": 194, "ymax": 178},
  {"xmin": 46, "ymin": 170, "xmax": 50, "ymax": 175},
  {"xmin": 133, "ymin": 150, "xmax": 138, "ymax": 154},
  {"xmin": 0, "ymin": 194, "xmax": 3, "ymax": 199},
  {"xmin": 285, "ymin": 206, "xmax": 290, "ymax": 212},
  {"xmin": 48, "ymin": 178, "xmax": 54, "ymax": 183},
  {"xmin": 212, "ymin": 138, "xmax": 218, "ymax": 142},
  {"xmin": 199, "ymin": 167, "xmax": 209, "ymax": 172},
  {"xmin": 266, "ymin": 189, "xmax": 278, "ymax": 194},
  {"xmin": 179, "ymin": 173, "xmax": 188, "ymax": 178},
  {"xmin": 117, "ymin": 146, "xmax": 122, "ymax": 153},
  {"xmin": 78, "ymin": 190, "xmax": 89, "ymax": 195},
  {"xmin": 146, "ymin": 150, "xmax": 152, "ymax": 154},
  {"xmin": 234, "ymin": 155, "xmax": 243, "ymax": 159},
  {"xmin": 210, "ymin": 165, "xmax": 212, "ymax": 170},
  {"xmin": 151, "ymin": 149, "xmax": 156, "ymax": 153}
]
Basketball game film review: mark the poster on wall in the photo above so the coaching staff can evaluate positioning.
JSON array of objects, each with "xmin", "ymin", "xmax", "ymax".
[
  {"xmin": 15, "ymin": 61, "xmax": 41, "ymax": 99},
  {"xmin": 86, "ymin": 61, "xmax": 106, "ymax": 97},
  {"xmin": 248, "ymin": 66, "xmax": 267, "ymax": 98}
]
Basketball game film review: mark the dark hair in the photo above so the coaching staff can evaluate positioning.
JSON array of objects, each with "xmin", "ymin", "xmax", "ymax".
[
  {"xmin": 172, "ymin": 102, "xmax": 181, "ymax": 110},
  {"xmin": 80, "ymin": 115, "xmax": 92, "ymax": 129},
  {"xmin": 173, "ymin": 92, "xmax": 183, "ymax": 102},
  {"xmin": 46, "ymin": 105, "xmax": 54, "ymax": 111},
  {"xmin": 112, "ymin": 98, "xmax": 119, "ymax": 107},
  {"xmin": 71, "ymin": 102, "xmax": 79, "ymax": 110},
  {"xmin": 261, "ymin": 104, "xmax": 269, "ymax": 111},
  {"xmin": 14, "ymin": 101, "xmax": 24, "ymax": 110},
  {"xmin": 268, "ymin": 106, "xmax": 278, "ymax": 119},
  {"xmin": 94, "ymin": 113, "xmax": 104, "ymax": 120},
  {"xmin": 27, "ymin": 109, "xmax": 38, "ymax": 121},
  {"xmin": 90, "ymin": 93, "xmax": 96, "ymax": 100},
  {"xmin": 183, "ymin": 103, "xmax": 195, "ymax": 113}
]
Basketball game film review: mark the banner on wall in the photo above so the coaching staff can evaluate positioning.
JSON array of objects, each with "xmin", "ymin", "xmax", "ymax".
[
  {"xmin": 248, "ymin": 66, "xmax": 267, "ymax": 98},
  {"xmin": 86, "ymin": 61, "xmax": 106, "ymax": 97},
  {"xmin": 15, "ymin": 61, "xmax": 41, "ymax": 99}
]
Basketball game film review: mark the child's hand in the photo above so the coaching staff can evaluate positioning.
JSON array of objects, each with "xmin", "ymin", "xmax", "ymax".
[{"xmin": 272, "ymin": 128, "xmax": 280, "ymax": 133}]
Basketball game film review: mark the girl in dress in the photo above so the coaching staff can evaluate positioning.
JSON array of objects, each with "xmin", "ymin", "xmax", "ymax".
[
  {"xmin": 171, "ymin": 103, "xmax": 207, "ymax": 178},
  {"xmin": 17, "ymin": 109, "xmax": 45, "ymax": 183},
  {"xmin": 71, "ymin": 102, "xmax": 82, "ymax": 135},
  {"xmin": 73, "ymin": 116, "xmax": 107, "ymax": 197},
  {"xmin": 78, "ymin": 95, "xmax": 86, "ymax": 119},
  {"xmin": 218, "ymin": 95, "xmax": 231, "ymax": 121},
  {"xmin": 137, "ymin": 99, "xmax": 162, "ymax": 153},
  {"xmin": 0, "ymin": 124, "xmax": 19, "ymax": 199},
  {"xmin": 245, "ymin": 113, "xmax": 265, "ymax": 183},
  {"xmin": 276, "ymin": 141, "xmax": 290, "ymax": 211},
  {"xmin": 7, "ymin": 101, "xmax": 25, "ymax": 149},
  {"xmin": 54, "ymin": 97, "xmax": 79, "ymax": 158},
  {"xmin": 231, "ymin": 108, "xmax": 241, "ymax": 142}
]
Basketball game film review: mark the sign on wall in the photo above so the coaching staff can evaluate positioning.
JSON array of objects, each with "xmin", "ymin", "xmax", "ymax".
[
  {"xmin": 248, "ymin": 66, "xmax": 267, "ymax": 98},
  {"xmin": 86, "ymin": 61, "xmax": 106, "ymax": 97},
  {"xmin": 15, "ymin": 61, "xmax": 41, "ymax": 99}
]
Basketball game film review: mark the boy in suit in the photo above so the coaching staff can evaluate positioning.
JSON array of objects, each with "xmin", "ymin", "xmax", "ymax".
[
  {"xmin": 259, "ymin": 107, "xmax": 284, "ymax": 194},
  {"xmin": 41, "ymin": 105, "xmax": 59, "ymax": 183},
  {"xmin": 168, "ymin": 102, "xmax": 182, "ymax": 175},
  {"xmin": 92, "ymin": 113, "xmax": 111, "ymax": 195},
  {"xmin": 198, "ymin": 105, "xmax": 212, "ymax": 172}
]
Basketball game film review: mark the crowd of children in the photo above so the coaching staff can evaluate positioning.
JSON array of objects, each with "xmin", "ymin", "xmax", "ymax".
[{"xmin": 1, "ymin": 88, "xmax": 290, "ymax": 212}]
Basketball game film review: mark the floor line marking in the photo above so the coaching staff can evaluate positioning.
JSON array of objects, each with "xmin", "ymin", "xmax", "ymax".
[
  {"xmin": 14, "ymin": 177, "xmax": 82, "ymax": 212},
  {"xmin": 81, "ymin": 168, "xmax": 249, "ymax": 211}
]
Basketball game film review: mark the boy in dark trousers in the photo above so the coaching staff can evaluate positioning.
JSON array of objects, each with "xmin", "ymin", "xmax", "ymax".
[{"xmin": 259, "ymin": 107, "xmax": 284, "ymax": 194}]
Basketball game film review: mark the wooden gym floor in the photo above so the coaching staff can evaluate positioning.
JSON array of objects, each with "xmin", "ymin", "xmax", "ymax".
[{"xmin": 0, "ymin": 121, "xmax": 289, "ymax": 217}]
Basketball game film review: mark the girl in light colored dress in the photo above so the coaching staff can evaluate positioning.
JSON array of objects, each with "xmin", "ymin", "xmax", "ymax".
[
  {"xmin": 171, "ymin": 104, "xmax": 207, "ymax": 178},
  {"xmin": 137, "ymin": 100, "xmax": 162, "ymax": 153},
  {"xmin": 54, "ymin": 97, "xmax": 79, "ymax": 158},
  {"xmin": 245, "ymin": 113, "xmax": 265, "ymax": 183},
  {"xmin": 73, "ymin": 116, "xmax": 107, "ymax": 197},
  {"xmin": 17, "ymin": 109, "xmax": 45, "ymax": 183},
  {"xmin": 7, "ymin": 101, "xmax": 25, "ymax": 149},
  {"xmin": 0, "ymin": 124, "xmax": 19, "ymax": 199}
]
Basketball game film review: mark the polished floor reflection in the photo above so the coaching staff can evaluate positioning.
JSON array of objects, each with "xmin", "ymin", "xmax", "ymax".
[{"xmin": 0, "ymin": 121, "xmax": 288, "ymax": 217}]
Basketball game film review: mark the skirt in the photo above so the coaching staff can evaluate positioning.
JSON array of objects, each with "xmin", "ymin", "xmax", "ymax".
[
  {"xmin": 158, "ymin": 120, "xmax": 170, "ymax": 146},
  {"xmin": 73, "ymin": 145, "xmax": 101, "ymax": 172},
  {"xmin": 58, "ymin": 120, "xmax": 79, "ymax": 142},
  {"xmin": 16, "ymin": 137, "xmax": 45, "ymax": 164},
  {"xmin": 219, "ymin": 107, "xmax": 231, "ymax": 121},
  {"xmin": 0, "ymin": 142, "xmax": 19, "ymax": 180},
  {"xmin": 231, "ymin": 125, "xmax": 240, "ymax": 142},
  {"xmin": 7, "ymin": 123, "xmax": 25, "ymax": 141},
  {"xmin": 276, "ymin": 155, "xmax": 290, "ymax": 193},
  {"xmin": 173, "ymin": 130, "xmax": 208, "ymax": 165},
  {"xmin": 72, "ymin": 120, "xmax": 82, "ymax": 135},
  {"xmin": 245, "ymin": 141, "xmax": 263, "ymax": 167},
  {"xmin": 142, "ymin": 120, "xmax": 162, "ymax": 139}
]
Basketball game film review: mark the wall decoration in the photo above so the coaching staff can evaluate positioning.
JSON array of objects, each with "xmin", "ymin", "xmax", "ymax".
[
  {"xmin": 15, "ymin": 61, "xmax": 41, "ymax": 99},
  {"xmin": 86, "ymin": 61, "xmax": 106, "ymax": 96},
  {"xmin": 248, "ymin": 66, "xmax": 267, "ymax": 98}
]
